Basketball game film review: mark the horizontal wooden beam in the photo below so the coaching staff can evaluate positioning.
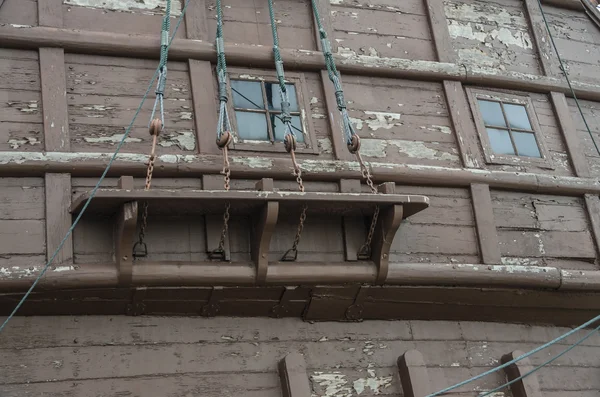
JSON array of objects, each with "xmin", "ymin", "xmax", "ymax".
[
  {"xmin": 2, "ymin": 25, "xmax": 600, "ymax": 100},
  {"xmin": 0, "ymin": 261, "xmax": 597, "ymax": 291},
  {"xmin": 541, "ymin": 0, "xmax": 584, "ymax": 10},
  {"xmin": 2, "ymin": 152, "xmax": 600, "ymax": 197}
]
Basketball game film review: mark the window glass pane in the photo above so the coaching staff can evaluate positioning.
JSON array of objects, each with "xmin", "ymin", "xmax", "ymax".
[
  {"xmin": 272, "ymin": 115, "xmax": 304, "ymax": 143},
  {"xmin": 504, "ymin": 103, "xmax": 532, "ymax": 130},
  {"xmin": 231, "ymin": 80, "xmax": 264, "ymax": 109},
  {"xmin": 513, "ymin": 131, "xmax": 541, "ymax": 158},
  {"xmin": 486, "ymin": 128, "xmax": 515, "ymax": 155},
  {"xmin": 235, "ymin": 111, "xmax": 269, "ymax": 141},
  {"xmin": 477, "ymin": 99, "xmax": 506, "ymax": 127},
  {"xmin": 265, "ymin": 83, "xmax": 299, "ymax": 112}
]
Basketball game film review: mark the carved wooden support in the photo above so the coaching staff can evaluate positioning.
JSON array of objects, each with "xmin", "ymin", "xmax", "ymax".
[
  {"xmin": 501, "ymin": 350, "xmax": 543, "ymax": 397},
  {"xmin": 201, "ymin": 286, "xmax": 224, "ymax": 317},
  {"xmin": 278, "ymin": 351, "xmax": 312, "ymax": 397},
  {"xmin": 340, "ymin": 179, "xmax": 365, "ymax": 261},
  {"xmin": 271, "ymin": 286, "xmax": 297, "ymax": 318},
  {"xmin": 203, "ymin": 175, "xmax": 231, "ymax": 261},
  {"xmin": 253, "ymin": 178, "xmax": 279, "ymax": 284},
  {"xmin": 398, "ymin": 349, "xmax": 433, "ymax": 397},
  {"xmin": 373, "ymin": 183, "xmax": 402, "ymax": 284},
  {"xmin": 115, "ymin": 176, "xmax": 138, "ymax": 285}
]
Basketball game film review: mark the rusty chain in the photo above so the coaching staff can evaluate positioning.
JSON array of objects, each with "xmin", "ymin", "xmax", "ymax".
[
  {"xmin": 210, "ymin": 131, "xmax": 233, "ymax": 261},
  {"xmin": 281, "ymin": 138, "xmax": 307, "ymax": 261},
  {"xmin": 356, "ymin": 151, "xmax": 380, "ymax": 259}
]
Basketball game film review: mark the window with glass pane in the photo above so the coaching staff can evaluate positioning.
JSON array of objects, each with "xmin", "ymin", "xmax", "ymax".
[
  {"xmin": 230, "ymin": 79, "xmax": 304, "ymax": 144},
  {"xmin": 476, "ymin": 99, "xmax": 541, "ymax": 158}
]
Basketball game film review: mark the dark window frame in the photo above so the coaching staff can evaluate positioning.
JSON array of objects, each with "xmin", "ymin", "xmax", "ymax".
[
  {"xmin": 466, "ymin": 88, "xmax": 553, "ymax": 169},
  {"xmin": 225, "ymin": 68, "xmax": 318, "ymax": 154}
]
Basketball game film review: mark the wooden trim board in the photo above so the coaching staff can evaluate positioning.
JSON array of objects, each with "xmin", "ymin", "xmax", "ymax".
[{"xmin": 470, "ymin": 183, "xmax": 502, "ymax": 265}]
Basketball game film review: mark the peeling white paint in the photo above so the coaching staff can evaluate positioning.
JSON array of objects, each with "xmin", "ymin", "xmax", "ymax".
[
  {"xmin": 63, "ymin": 0, "xmax": 182, "ymax": 16},
  {"xmin": 230, "ymin": 156, "xmax": 274, "ymax": 169},
  {"xmin": 312, "ymin": 113, "xmax": 327, "ymax": 119},
  {"xmin": 448, "ymin": 21, "xmax": 487, "ymax": 42},
  {"xmin": 84, "ymin": 133, "xmax": 142, "ymax": 145},
  {"xmin": 179, "ymin": 112, "xmax": 193, "ymax": 120},
  {"xmin": 317, "ymin": 138, "xmax": 333, "ymax": 154},
  {"xmin": 310, "ymin": 97, "xmax": 319, "ymax": 105},
  {"xmin": 445, "ymin": 3, "xmax": 527, "ymax": 27},
  {"xmin": 53, "ymin": 266, "xmax": 76, "ymax": 272},
  {"xmin": 8, "ymin": 137, "xmax": 40, "ymax": 150},
  {"xmin": 158, "ymin": 130, "xmax": 196, "ymax": 151},
  {"xmin": 360, "ymin": 139, "xmax": 459, "ymax": 162},
  {"xmin": 501, "ymin": 257, "xmax": 540, "ymax": 267},
  {"xmin": 0, "ymin": 266, "xmax": 41, "ymax": 279},
  {"xmin": 350, "ymin": 111, "xmax": 401, "ymax": 131},
  {"xmin": 311, "ymin": 372, "xmax": 353, "ymax": 397},
  {"xmin": 426, "ymin": 125, "xmax": 452, "ymax": 135},
  {"xmin": 353, "ymin": 375, "xmax": 392, "ymax": 395}
]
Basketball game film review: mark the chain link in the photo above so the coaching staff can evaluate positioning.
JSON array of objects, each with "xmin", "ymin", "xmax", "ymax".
[
  {"xmin": 281, "ymin": 147, "xmax": 307, "ymax": 261},
  {"xmin": 214, "ymin": 143, "xmax": 232, "ymax": 258},
  {"xmin": 356, "ymin": 151, "xmax": 380, "ymax": 259}
]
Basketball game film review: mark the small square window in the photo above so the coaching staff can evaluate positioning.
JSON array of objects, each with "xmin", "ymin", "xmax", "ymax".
[
  {"xmin": 225, "ymin": 68, "xmax": 317, "ymax": 154},
  {"xmin": 467, "ymin": 88, "xmax": 552, "ymax": 168}
]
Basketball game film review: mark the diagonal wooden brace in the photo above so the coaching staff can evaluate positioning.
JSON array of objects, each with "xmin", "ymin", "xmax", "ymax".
[
  {"xmin": 253, "ymin": 178, "xmax": 279, "ymax": 284},
  {"xmin": 373, "ymin": 183, "xmax": 403, "ymax": 284},
  {"xmin": 115, "ymin": 176, "xmax": 138, "ymax": 285}
]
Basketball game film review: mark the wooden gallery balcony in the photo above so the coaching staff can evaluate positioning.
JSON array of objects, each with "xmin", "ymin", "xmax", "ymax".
[{"xmin": 66, "ymin": 176, "xmax": 429, "ymax": 288}]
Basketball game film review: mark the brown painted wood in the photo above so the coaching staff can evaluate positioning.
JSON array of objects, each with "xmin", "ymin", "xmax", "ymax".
[
  {"xmin": 189, "ymin": 59, "xmax": 220, "ymax": 155},
  {"xmin": 253, "ymin": 179, "xmax": 279, "ymax": 283},
  {"xmin": 373, "ymin": 205, "xmax": 403, "ymax": 284},
  {"xmin": 340, "ymin": 179, "xmax": 364, "ymax": 261},
  {"xmin": 39, "ymin": 47, "xmax": 69, "ymax": 151},
  {"xmin": 501, "ymin": 350, "xmax": 543, "ymax": 397},
  {"xmin": 584, "ymin": 194, "xmax": 600, "ymax": 260},
  {"xmin": 542, "ymin": 0, "xmax": 583, "ymax": 11},
  {"xmin": 443, "ymin": 81, "xmax": 483, "ymax": 168},
  {"xmin": 551, "ymin": 91, "xmax": 590, "ymax": 177},
  {"xmin": 203, "ymin": 174, "xmax": 231, "ymax": 261},
  {"xmin": 524, "ymin": 0, "xmax": 561, "ymax": 76},
  {"xmin": 38, "ymin": 0, "xmax": 62, "ymax": 27},
  {"xmin": 471, "ymin": 184, "xmax": 502, "ymax": 265},
  {"xmin": 115, "ymin": 177, "xmax": 137, "ymax": 285},
  {"xmin": 398, "ymin": 349, "xmax": 432, "ymax": 397},
  {"xmin": 44, "ymin": 173, "xmax": 72, "ymax": 265},
  {"xmin": 424, "ymin": 0, "xmax": 456, "ymax": 63},
  {"xmin": 278, "ymin": 351, "xmax": 311, "ymax": 397},
  {"xmin": 184, "ymin": 0, "xmax": 208, "ymax": 40},
  {"xmin": 320, "ymin": 70, "xmax": 353, "ymax": 161}
]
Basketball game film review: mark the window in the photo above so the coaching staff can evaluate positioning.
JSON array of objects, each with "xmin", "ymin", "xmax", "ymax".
[
  {"xmin": 225, "ymin": 68, "xmax": 317, "ymax": 153},
  {"xmin": 467, "ymin": 88, "xmax": 551, "ymax": 168}
]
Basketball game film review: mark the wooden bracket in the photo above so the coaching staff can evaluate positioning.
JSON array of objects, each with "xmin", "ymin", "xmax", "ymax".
[
  {"xmin": 253, "ymin": 178, "xmax": 279, "ymax": 284},
  {"xmin": 278, "ymin": 350, "xmax": 312, "ymax": 397},
  {"xmin": 126, "ymin": 287, "xmax": 147, "ymax": 316},
  {"xmin": 271, "ymin": 286, "xmax": 297, "ymax": 318},
  {"xmin": 201, "ymin": 286, "xmax": 224, "ymax": 317},
  {"xmin": 340, "ymin": 179, "xmax": 365, "ymax": 261},
  {"xmin": 345, "ymin": 285, "xmax": 369, "ymax": 321},
  {"xmin": 501, "ymin": 350, "xmax": 543, "ymax": 397},
  {"xmin": 203, "ymin": 175, "xmax": 231, "ymax": 261},
  {"xmin": 398, "ymin": 349, "xmax": 433, "ymax": 397},
  {"xmin": 373, "ymin": 183, "xmax": 402, "ymax": 284},
  {"xmin": 115, "ymin": 176, "xmax": 138, "ymax": 285}
]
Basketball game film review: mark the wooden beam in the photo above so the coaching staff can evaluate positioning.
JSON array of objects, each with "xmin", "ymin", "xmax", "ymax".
[
  {"xmin": 398, "ymin": 349, "xmax": 433, "ymax": 397},
  {"xmin": 542, "ymin": 0, "xmax": 584, "ymax": 11},
  {"xmin": 253, "ymin": 179, "xmax": 279, "ymax": 284},
  {"xmin": 524, "ymin": 0, "xmax": 561, "ymax": 76},
  {"xmin": 115, "ymin": 176, "xmax": 137, "ymax": 285},
  {"xmin": 501, "ymin": 350, "xmax": 543, "ymax": 397},
  {"xmin": 424, "ymin": 0, "xmax": 456, "ymax": 63},
  {"xmin": 585, "ymin": 194, "xmax": 600, "ymax": 260},
  {"xmin": 189, "ymin": 59, "xmax": 220, "ymax": 155},
  {"xmin": 44, "ymin": 173, "xmax": 73, "ymax": 266},
  {"xmin": 184, "ymin": 0, "xmax": 208, "ymax": 40},
  {"xmin": 38, "ymin": 0, "xmax": 62, "ymax": 27},
  {"xmin": 444, "ymin": 80, "xmax": 483, "ymax": 168},
  {"xmin": 321, "ymin": 70, "xmax": 354, "ymax": 161},
  {"xmin": 471, "ymin": 183, "xmax": 502, "ymax": 265},
  {"xmin": 340, "ymin": 179, "xmax": 365, "ymax": 261},
  {"xmin": 551, "ymin": 91, "xmax": 590, "ymax": 177},
  {"xmin": 39, "ymin": 48, "xmax": 69, "ymax": 152},
  {"xmin": 278, "ymin": 351, "xmax": 312, "ymax": 397}
]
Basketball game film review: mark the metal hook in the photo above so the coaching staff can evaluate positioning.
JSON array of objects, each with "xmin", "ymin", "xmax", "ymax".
[
  {"xmin": 208, "ymin": 247, "xmax": 228, "ymax": 261},
  {"xmin": 132, "ymin": 241, "xmax": 148, "ymax": 259},
  {"xmin": 281, "ymin": 248, "xmax": 299, "ymax": 262}
]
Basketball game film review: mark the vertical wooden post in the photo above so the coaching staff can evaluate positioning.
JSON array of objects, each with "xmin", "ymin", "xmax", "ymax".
[
  {"xmin": 424, "ymin": 0, "xmax": 456, "ymax": 63},
  {"xmin": 585, "ymin": 194, "xmax": 600, "ymax": 260},
  {"xmin": 501, "ymin": 350, "xmax": 543, "ymax": 397},
  {"xmin": 523, "ymin": 0, "xmax": 560, "ymax": 76},
  {"xmin": 471, "ymin": 183, "xmax": 502, "ymax": 264},
  {"xmin": 40, "ymin": 48, "xmax": 69, "ymax": 152},
  {"xmin": 398, "ymin": 349, "xmax": 433, "ymax": 397},
  {"xmin": 443, "ymin": 81, "xmax": 483, "ymax": 169},
  {"xmin": 189, "ymin": 60, "xmax": 221, "ymax": 155},
  {"xmin": 550, "ymin": 92, "xmax": 590, "ymax": 177},
  {"xmin": 44, "ymin": 174, "xmax": 73, "ymax": 266},
  {"xmin": 279, "ymin": 351, "xmax": 312, "ymax": 397},
  {"xmin": 184, "ymin": 0, "xmax": 209, "ymax": 40},
  {"xmin": 38, "ymin": 0, "xmax": 63, "ymax": 28}
]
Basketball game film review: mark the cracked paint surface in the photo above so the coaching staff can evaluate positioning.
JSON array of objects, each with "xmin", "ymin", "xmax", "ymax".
[
  {"xmin": 360, "ymin": 138, "xmax": 459, "ymax": 162},
  {"xmin": 63, "ymin": 0, "xmax": 182, "ymax": 15}
]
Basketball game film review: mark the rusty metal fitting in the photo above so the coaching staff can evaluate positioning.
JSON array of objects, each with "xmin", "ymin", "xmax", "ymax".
[
  {"xmin": 149, "ymin": 118, "xmax": 162, "ymax": 136},
  {"xmin": 347, "ymin": 135, "xmax": 361, "ymax": 153},
  {"xmin": 284, "ymin": 134, "xmax": 297, "ymax": 153},
  {"xmin": 216, "ymin": 130, "xmax": 233, "ymax": 149}
]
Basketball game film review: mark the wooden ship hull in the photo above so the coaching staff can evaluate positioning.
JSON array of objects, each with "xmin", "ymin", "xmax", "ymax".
[{"xmin": 0, "ymin": 0, "xmax": 599, "ymax": 395}]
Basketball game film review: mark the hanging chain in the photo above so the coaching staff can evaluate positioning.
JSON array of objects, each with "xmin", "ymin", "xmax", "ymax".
[
  {"xmin": 281, "ymin": 143, "xmax": 308, "ymax": 262},
  {"xmin": 210, "ymin": 132, "xmax": 233, "ymax": 261},
  {"xmin": 356, "ymin": 151, "xmax": 380, "ymax": 259}
]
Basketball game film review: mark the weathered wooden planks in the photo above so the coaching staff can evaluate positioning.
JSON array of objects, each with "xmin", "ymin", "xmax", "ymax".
[
  {"xmin": 40, "ymin": 48, "xmax": 69, "ymax": 151},
  {"xmin": 44, "ymin": 173, "xmax": 72, "ymax": 265}
]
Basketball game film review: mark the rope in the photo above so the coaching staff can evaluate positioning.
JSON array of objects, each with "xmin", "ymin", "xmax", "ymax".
[
  {"xmin": 0, "ymin": 0, "xmax": 191, "ymax": 333},
  {"xmin": 425, "ymin": 313, "xmax": 600, "ymax": 396},
  {"xmin": 479, "ymin": 322, "xmax": 600, "ymax": 396},
  {"xmin": 535, "ymin": 0, "xmax": 600, "ymax": 156}
]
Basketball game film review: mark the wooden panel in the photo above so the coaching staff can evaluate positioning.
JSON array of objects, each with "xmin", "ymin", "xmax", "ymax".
[
  {"xmin": 551, "ymin": 92, "xmax": 589, "ymax": 177},
  {"xmin": 38, "ymin": 0, "xmax": 62, "ymax": 27},
  {"xmin": 190, "ymin": 59, "xmax": 220, "ymax": 155},
  {"xmin": 425, "ymin": 0, "xmax": 456, "ymax": 62},
  {"xmin": 498, "ymin": 230, "xmax": 596, "ymax": 259},
  {"xmin": 40, "ymin": 48, "xmax": 69, "ymax": 151},
  {"xmin": 0, "ymin": 0, "xmax": 37, "ymax": 26},
  {"xmin": 0, "ymin": 178, "xmax": 44, "ymax": 220},
  {"xmin": 45, "ymin": 174, "xmax": 72, "ymax": 265},
  {"xmin": 471, "ymin": 183, "xmax": 501, "ymax": 264},
  {"xmin": 0, "ymin": 220, "xmax": 45, "ymax": 255}
]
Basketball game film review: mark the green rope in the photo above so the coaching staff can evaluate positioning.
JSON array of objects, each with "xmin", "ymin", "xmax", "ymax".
[
  {"xmin": 0, "ymin": 0, "xmax": 190, "ymax": 333},
  {"xmin": 535, "ymin": 0, "xmax": 600, "ymax": 156},
  {"xmin": 267, "ymin": 0, "xmax": 287, "ymax": 91},
  {"xmin": 215, "ymin": 0, "xmax": 232, "ymax": 140}
]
